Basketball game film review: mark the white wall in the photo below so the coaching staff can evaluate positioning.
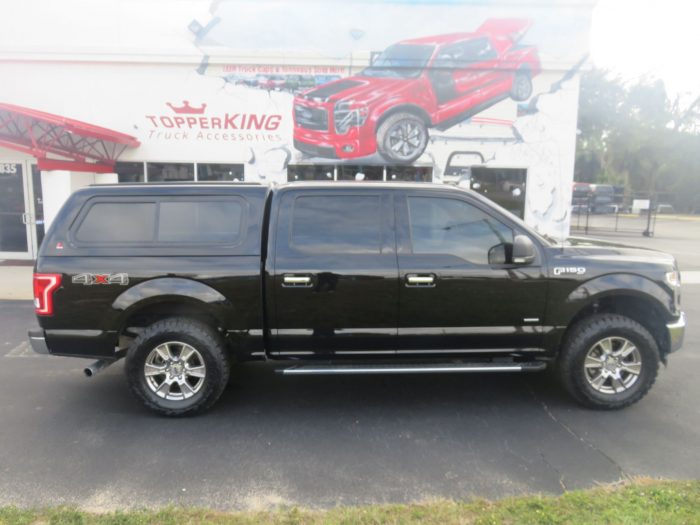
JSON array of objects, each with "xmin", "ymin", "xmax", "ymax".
[{"xmin": 41, "ymin": 171, "xmax": 117, "ymax": 230}]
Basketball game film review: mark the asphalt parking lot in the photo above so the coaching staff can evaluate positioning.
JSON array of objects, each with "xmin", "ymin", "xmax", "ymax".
[{"xmin": 0, "ymin": 234, "xmax": 698, "ymax": 511}]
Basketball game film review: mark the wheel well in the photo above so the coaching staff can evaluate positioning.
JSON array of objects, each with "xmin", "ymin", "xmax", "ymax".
[
  {"xmin": 517, "ymin": 63, "xmax": 532, "ymax": 77},
  {"xmin": 119, "ymin": 300, "xmax": 221, "ymax": 344},
  {"xmin": 565, "ymin": 294, "xmax": 670, "ymax": 359},
  {"xmin": 376, "ymin": 105, "xmax": 432, "ymax": 131}
]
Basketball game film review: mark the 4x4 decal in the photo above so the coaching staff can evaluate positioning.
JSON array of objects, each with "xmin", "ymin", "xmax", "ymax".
[{"xmin": 72, "ymin": 273, "xmax": 129, "ymax": 286}]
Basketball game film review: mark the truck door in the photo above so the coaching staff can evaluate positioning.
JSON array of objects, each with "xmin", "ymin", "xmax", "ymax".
[
  {"xmin": 267, "ymin": 188, "xmax": 398, "ymax": 357},
  {"xmin": 395, "ymin": 190, "xmax": 548, "ymax": 354}
]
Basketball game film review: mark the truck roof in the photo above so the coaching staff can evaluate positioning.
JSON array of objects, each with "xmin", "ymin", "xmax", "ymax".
[
  {"xmin": 398, "ymin": 32, "xmax": 479, "ymax": 46},
  {"xmin": 82, "ymin": 181, "xmax": 466, "ymax": 194}
]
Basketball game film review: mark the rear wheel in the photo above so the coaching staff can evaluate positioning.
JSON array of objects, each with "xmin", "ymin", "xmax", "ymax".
[
  {"xmin": 376, "ymin": 112, "xmax": 428, "ymax": 164},
  {"xmin": 557, "ymin": 314, "xmax": 659, "ymax": 409},
  {"xmin": 125, "ymin": 318, "xmax": 230, "ymax": 416}
]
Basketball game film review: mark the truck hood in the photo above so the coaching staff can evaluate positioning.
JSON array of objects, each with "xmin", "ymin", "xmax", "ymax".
[
  {"xmin": 554, "ymin": 236, "xmax": 676, "ymax": 268},
  {"xmin": 299, "ymin": 75, "xmax": 412, "ymax": 104}
]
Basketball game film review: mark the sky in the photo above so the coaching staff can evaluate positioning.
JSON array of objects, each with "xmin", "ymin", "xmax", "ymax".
[{"xmin": 592, "ymin": 0, "xmax": 699, "ymax": 96}]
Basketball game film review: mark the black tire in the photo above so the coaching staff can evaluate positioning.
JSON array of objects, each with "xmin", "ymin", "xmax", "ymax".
[
  {"xmin": 510, "ymin": 71, "xmax": 533, "ymax": 102},
  {"xmin": 125, "ymin": 317, "xmax": 230, "ymax": 416},
  {"xmin": 376, "ymin": 112, "xmax": 428, "ymax": 164},
  {"xmin": 557, "ymin": 314, "xmax": 659, "ymax": 410}
]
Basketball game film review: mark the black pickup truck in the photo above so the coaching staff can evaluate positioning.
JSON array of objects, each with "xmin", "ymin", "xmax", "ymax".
[{"xmin": 29, "ymin": 182, "xmax": 686, "ymax": 415}]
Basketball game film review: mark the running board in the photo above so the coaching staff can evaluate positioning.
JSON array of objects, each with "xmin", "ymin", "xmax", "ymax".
[{"xmin": 280, "ymin": 362, "xmax": 546, "ymax": 376}]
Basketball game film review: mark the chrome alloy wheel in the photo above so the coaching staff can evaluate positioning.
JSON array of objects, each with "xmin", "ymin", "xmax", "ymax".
[
  {"xmin": 387, "ymin": 121, "xmax": 426, "ymax": 161},
  {"xmin": 584, "ymin": 336, "xmax": 642, "ymax": 394},
  {"xmin": 144, "ymin": 341, "xmax": 206, "ymax": 401}
]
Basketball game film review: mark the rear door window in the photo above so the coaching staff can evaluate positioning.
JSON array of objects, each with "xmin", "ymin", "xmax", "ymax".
[{"xmin": 290, "ymin": 195, "xmax": 382, "ymax": 253}]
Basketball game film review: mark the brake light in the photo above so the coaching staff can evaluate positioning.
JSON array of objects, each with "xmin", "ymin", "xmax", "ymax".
[{"xmin": 33, "ymin": 273, "xmax": 62, "ymax": 316}]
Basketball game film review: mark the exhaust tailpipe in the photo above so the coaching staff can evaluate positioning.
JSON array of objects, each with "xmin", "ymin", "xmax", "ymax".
[{"xmin": 83, "ymin": 360, "xmax": 111, "ymax": 378}]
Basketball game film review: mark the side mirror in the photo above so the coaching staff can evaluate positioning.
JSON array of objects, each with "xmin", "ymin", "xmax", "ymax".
[{"xmin": 512, "ymin": 235, "xmax": 536, "ymax": 265}]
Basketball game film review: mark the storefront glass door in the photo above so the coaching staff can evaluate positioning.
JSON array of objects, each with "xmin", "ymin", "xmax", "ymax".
[{"xmin": 0, "ymin": 161, "xmax": 39, "ymax": 260}]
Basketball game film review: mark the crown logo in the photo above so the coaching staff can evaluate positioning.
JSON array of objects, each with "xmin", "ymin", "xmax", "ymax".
[{"xmin": 166, "ymin": 100, "xmax": 207, "ymax": 114}]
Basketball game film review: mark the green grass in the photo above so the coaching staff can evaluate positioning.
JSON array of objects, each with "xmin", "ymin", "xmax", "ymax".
[{"xmin": 1, "ymin": 480, "xmax": 699, "ymax": 525}]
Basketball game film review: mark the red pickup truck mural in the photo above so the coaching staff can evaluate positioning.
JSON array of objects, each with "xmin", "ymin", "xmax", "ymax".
[{"xmin": 293, "ymin": 19, "xmax": 540, "ymax": 163}]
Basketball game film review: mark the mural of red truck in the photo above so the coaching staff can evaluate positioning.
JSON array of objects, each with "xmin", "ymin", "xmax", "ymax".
[{"xmin": 293, "ymin": 18, "xmax": 540, "ymax": 163}]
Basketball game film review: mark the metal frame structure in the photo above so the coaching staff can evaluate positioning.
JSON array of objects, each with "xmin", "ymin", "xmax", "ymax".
[{"xmin": 0, "ymin": 103, "xmax": 139, "ymax": 173}]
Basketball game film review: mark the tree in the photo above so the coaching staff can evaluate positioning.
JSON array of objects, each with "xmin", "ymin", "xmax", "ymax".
[{"xmin": 575, "ymin": 69, "xmax": 700, "ymax": 211}]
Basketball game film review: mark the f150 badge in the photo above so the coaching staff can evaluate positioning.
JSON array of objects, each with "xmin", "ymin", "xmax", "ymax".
[
  {"xmin": 553, "ymin": 267, "xmax": 586, "ymax": 276},
  {"xmin": 72, "ymin": 273, "xmax": 129, "ymax": 285}
]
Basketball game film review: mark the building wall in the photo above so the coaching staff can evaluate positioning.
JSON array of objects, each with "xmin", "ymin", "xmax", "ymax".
[{"xmin": 0, "ymin": 0, "xmax": 594, "ymax": 242}]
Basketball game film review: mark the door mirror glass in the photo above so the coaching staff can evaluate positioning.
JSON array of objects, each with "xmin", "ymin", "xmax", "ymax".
[
  {"xmin": 488, "ymin": 242, "xmax": 510, "ymax": 265},
  {"xmin": 512, "ymin": 235, "xmax": 536, "ymax": 264}
]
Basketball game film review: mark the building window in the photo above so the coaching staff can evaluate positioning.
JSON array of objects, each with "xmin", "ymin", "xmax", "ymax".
[
  {"xmin": 386, "ymin": 166, "xmax": 432, "ymax": 182},
  {"xmin": 115, "ymin": 162, "xmax": 145, "ymax": 183},
  {"xmin": 147, "ymin": 163, "xmax": 194, "ymax": 182},
  {"xmin": 469, "ymin": 167, "xmax": 527, "ymax": 219},
  {"xmin": 287, "ymin": 165, "xmax": 335, "ymax": 182},
  {"xmin": 337, "ymin": 165, "xmax": 383, "ymax": 181},
  {"xmin": 198, "ymin": 163, "xmax": 244, "ymax": 181}
]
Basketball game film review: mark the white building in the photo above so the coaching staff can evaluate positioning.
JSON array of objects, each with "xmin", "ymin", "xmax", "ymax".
[{"xmin": 0, "ymin": 0, "xmax": 594, "ymax": 259}]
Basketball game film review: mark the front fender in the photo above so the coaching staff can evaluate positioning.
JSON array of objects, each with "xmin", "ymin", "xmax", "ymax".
[
  {"xmin": 553, "ymin": 273, "xmax": 675, "ymax": 328},
  {"xmin": 111, "ymin": 277, "xmax": 229, "ymax": 327}
]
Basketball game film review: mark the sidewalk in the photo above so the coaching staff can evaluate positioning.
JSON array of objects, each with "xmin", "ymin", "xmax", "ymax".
[
  {"xmin": 0, "ymin": 265, "xmax": 698, "ymax": 301},
  {"xmin": 0, "ymin": 265, "xmax": 33, "ymax": 300}
]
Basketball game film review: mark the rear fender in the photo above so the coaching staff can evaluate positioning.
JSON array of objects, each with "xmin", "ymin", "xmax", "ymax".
[{"xmin": 112, "ymin": 277, "xmax": 229, "ymax": 329}]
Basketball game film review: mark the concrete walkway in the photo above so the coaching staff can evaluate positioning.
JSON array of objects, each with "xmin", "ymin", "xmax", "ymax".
[{"xmin": 0, "ymin": 265, "xmax": 33, "ymax": 300}]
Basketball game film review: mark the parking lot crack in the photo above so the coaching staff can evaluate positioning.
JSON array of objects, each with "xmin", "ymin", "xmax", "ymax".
[
  {"xmin": 539, "ymin": 452, "xmax": 568, "ymax": 491},
  {"xmin": 525, "ymin": 382, "xmax": 627, "ymax": 479}
]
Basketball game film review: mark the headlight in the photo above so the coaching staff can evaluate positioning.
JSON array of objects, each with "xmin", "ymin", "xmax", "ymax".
[
  {"xmin": 334, "ymin": 101, "xmax": 368, "ymax": 134},
  {"xmin": 665, "ymin": 271, "xmax": 681, "ymax": 287}
]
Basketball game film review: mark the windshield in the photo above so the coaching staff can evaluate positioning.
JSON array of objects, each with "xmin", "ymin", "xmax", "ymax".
[{"xmin": 362, "ymin": 44, "xmax": 435, "ymax": 79}]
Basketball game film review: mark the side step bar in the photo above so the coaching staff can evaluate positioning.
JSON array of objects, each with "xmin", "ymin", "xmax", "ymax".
[{"xmin": 280, "ymin": 362, "xmax": 546, "ymax": 376}]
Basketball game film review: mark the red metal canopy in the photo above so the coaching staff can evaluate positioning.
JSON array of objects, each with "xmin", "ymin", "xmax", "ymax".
[{"xmin": 0, "ymin": 102, "xmax": 140, "ymax": 173}]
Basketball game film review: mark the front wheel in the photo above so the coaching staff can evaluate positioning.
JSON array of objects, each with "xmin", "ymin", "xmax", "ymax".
[
  {"xmin": 376, "ymin": 112, "xmax": 428, "ymax": 164},
  {"xmin": 510, "ymin": 71, "xmax": 533, "ymax": 101},
  {"xmin": 557, "ymin": 314, "xmax": 659, "ymax": 409},
  {"xmin": 125, "ymin": 318, "xmax": 230, "ymax": 416}
]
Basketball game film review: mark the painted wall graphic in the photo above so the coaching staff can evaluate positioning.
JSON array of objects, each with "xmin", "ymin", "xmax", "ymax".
[{"xmin": 0, "ymin": 0, "xmax": 593, "ymax": 238}]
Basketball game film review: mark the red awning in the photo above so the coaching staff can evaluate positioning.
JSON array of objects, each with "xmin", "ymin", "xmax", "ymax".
[{"xmin": 0, "ymin": 102, "xmax": 140, "ymax": 173}]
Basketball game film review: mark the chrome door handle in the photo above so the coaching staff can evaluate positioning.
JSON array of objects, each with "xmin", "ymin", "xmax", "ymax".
[
  {"xmin": 283, "ymin": 275, "xmax": 312, "ymax": 287},
  {"xmin": 406, "ymin": 274, "xmax": 435, "ymax": 287}
]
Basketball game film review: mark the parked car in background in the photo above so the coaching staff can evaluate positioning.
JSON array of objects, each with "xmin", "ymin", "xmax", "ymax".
[
  {"xmin": 656, "ymin": 203, "xmax": 675, "ymax": 214},
  {"xmin": 259, "ymin": 75, "xmax": 286, "ymax": 90},
  {"xmin": 293, "ymin": 18, "xmax": 540, "ymax": 163},
  {"xmin": 588, "ymin": 184, "xmax": 616, "ymax": 213},
  {"xmin": 284, "ymin": 75, "xmax": 316, "ymax": 92}
]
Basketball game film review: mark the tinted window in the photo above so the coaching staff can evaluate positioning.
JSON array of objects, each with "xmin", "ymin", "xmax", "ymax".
[
  {"xmin": 147, "ymin": 163, "xmax": 194, "ymax": 182},
  {"xmin": 158, "ymin": 200, "xmax": 243, "ymax": 243},
  {"xmin": 291, "ymin": 195, "xmax": 381, "ymax": 253},
  {"xmin": 197, "ymin": 164, "xmax": 244, "ymax": 181},
  {"xmin": 115, "ymin": 162, "xmax": 145, "ymax": 183},
  {"xmin": 76, "ymin": 202, "xmax": 155, "ymax": 243},
  {"xmin": 408, "ymin": 197, "xmax": 512, "ymax": 264}
]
